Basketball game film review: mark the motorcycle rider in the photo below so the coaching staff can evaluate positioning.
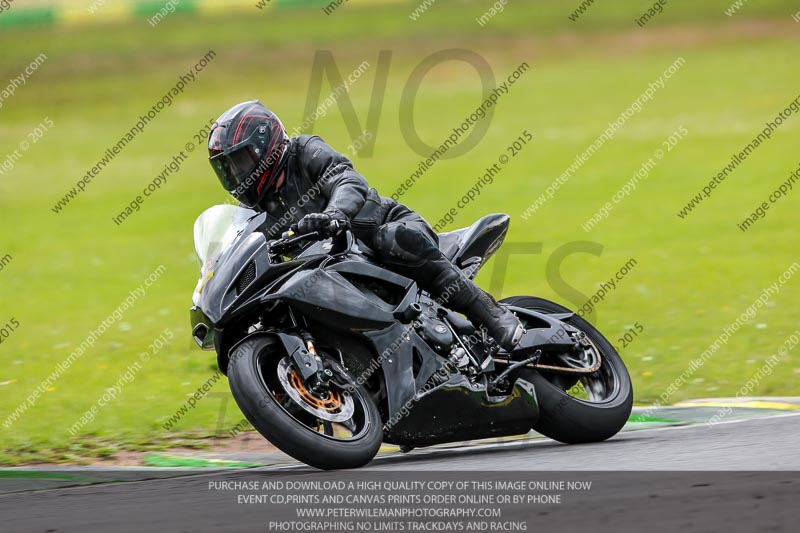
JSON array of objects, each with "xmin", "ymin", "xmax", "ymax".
[{"xmin": 207, "ymin": 100, "xmax": 523, "ymax": 350}]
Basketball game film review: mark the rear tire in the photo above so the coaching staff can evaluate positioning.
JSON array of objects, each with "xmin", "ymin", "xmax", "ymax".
[
  {"xmin": 227, "ymin": 334, "xmax": 383, "ymax": 470},
  {"xmin": 503, "ymin": 296, "xmax": 633, "ymax": 444}
]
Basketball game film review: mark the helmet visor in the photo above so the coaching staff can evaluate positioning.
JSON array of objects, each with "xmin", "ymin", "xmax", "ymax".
[{"xmin": 209, "ymin": 146, "xmax": 262, "ymax": 207}]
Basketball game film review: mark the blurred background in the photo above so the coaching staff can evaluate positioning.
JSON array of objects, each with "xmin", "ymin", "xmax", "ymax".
[{"xmin": 1, "ymin": 0, "xmax": 798, "ymax": 464}]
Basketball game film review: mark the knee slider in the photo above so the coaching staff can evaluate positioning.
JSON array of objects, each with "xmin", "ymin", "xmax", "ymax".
[
  {"xmin": 372, "ymin": 224, "xmax": 395, "ymax": 252},
  {"xmin": 393, "ymin": 224, "xmax": 443, "ymax": 261},
  {"xmin": 373, "ymin": 223, "xmax": 433, "ymax": 265}
]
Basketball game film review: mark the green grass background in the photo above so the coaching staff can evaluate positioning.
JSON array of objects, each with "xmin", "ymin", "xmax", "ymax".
[{"xmin": 1, "ymin": 0, "xmax": 799, "ymax": 463}]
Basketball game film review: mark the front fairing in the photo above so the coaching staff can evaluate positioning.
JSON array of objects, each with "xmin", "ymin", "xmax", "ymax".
[
  {"xmin": 190, "ymin": 205, "xmax": 333, "ymax": 343},
  {"xmin": 191, "ymin": 205, "xmax": 264, "ymax": 349},
  {"xmin": 192, "ymin": 205, "xmax": 269, "ymax": 320}
]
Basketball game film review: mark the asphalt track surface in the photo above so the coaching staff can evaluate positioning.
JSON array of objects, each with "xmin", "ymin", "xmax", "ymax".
[
  {"xmin": 365, "ymin": 411, "xmax": 800, "ymax": 471},
  {"xmin": 2, "ymin": 413, "xmax": 798, "ymax": 533}
]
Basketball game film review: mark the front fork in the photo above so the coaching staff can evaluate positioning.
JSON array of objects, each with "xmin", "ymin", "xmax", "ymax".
[{"xmin": 281, "ymin": 332, "xmax": 348, "ymax": 393}]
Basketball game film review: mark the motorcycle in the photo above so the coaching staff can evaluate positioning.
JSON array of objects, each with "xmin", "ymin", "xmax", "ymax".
[{"xmin": 190, "ymin": 204, "xmax": 633, "ymax": 470}]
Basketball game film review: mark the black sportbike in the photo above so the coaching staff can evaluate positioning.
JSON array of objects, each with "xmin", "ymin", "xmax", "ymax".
[{"xmin": 190, "ymin": 205, "xmax": 633, "ymax": 470}]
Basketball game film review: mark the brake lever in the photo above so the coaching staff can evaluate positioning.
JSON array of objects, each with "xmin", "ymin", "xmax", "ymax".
[
  {"xmin": 281, "ymin": 218, "xmax": 349, "ymax": 240},
  {"xmin": 270, "ymin": 231, "xmax": 321, "ymax": 254}
]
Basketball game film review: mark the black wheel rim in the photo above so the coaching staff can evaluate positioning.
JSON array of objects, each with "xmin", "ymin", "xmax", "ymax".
[{"xmin": 522, "ymin": 308, "xmax": 621, "ymax": 404}]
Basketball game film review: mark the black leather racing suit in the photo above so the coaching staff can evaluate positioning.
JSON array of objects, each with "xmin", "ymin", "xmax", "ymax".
[
  {"xmin": 256, "ymin": 135, "xmax": 441, "ymax": 277},
  {"xmin": 255, "ymin": 135, "xmax": 521, "ymax": 349}
]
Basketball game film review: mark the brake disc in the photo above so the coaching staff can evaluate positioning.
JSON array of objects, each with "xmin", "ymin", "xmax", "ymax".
[
  {"xmin": 531, "ymin": 334, "xmax": 602, "ymax": 374},
  {"xmin": 276, "ymin": 357, "xmax": 355, "ymax": 422}
]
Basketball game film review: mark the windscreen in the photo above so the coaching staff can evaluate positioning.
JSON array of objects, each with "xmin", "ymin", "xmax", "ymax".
[{"xmin": 192, "ymin": 204, "xmax": 257, "ymax": 303}]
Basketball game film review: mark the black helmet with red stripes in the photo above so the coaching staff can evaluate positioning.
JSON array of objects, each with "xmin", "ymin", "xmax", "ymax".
[{"xmin": 208, "ymin": 100, "xmax": 289, "ymax": 208}]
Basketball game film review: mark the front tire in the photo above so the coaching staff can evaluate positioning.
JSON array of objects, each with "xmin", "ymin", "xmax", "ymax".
[
  {"xmin": 227, "ymin": 334, "xmax": 383, "ymax": 470},
  {"xmin": 503, "ymin": 296, "xmax": 633, "ymax": 444}
]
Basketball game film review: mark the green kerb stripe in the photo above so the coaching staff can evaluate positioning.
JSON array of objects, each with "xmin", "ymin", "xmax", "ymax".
[
  {"xmin": 133, "ymin": 0, "xmax": 198, "ymax": 17},
  {"xmin": 0, "ymin": 7, "xmax": 57, "ymax": 28}
]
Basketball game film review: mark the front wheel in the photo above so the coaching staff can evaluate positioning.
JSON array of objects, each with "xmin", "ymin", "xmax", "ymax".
[
  {"xmin": 503, "ymin": 296, "xmax": 633, "ymax": 444},
  {"xmin": 227, "ymin": 334, "xmax": 383, "ymax": 470}
]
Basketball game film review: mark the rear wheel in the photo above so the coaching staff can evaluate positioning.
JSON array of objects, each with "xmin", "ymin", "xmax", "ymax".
[
  {"xmin": 227, "ymin": 334, "xmax": 383, "ymax": 469},
  {"xmin": 502, "ymin": 296, "xmax": 633, "ymax": 444}
]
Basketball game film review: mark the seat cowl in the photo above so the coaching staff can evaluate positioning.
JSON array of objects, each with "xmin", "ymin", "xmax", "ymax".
[{"xmin": 437, "ymin": 213, "xmax": 510, "ymax": 266}]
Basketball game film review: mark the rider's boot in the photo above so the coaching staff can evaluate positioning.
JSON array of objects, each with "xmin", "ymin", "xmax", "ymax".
[{"xmin": 429, "ymin": 262, "xmax": 523, "ymax": 351}]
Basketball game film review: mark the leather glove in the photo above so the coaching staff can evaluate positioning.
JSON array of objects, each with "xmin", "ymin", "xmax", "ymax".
[{"xmin": 294, "ymin": 210, "xmax": 348, "ymax": 239}]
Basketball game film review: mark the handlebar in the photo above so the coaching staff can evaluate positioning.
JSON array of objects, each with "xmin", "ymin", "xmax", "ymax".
[
  {"xmin": 281, "ymin": 219, "xmax": 348, "ymax": 240},
  {"xmin": 271, "ymin": 218, "xmax": 352, "ymax": 255}
]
